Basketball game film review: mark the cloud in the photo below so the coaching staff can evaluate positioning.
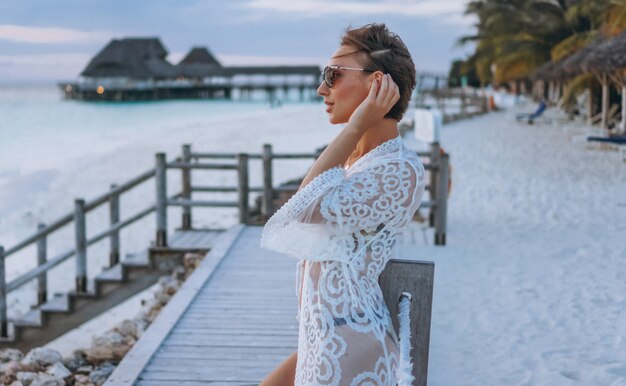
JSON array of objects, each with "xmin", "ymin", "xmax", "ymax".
[
  {"xmin": 0, "ymin": 53, "xmax": 91, "ymax": 66},
  {"xmin": 0, "ymin": 25, "xmax": 110, "ymax": 44},
  {"xmin": 217, "ymin": 53, "xmax": 327, "ymax": 67},
  {"xmin": 441, "ymin": 13, "xmax": 477, "ymax": 27},
  {"xmin": 0, "ymin": 53, "xmax": 93, "ymax": 81},
  {"xmin": 243, "ymin": 0, "xmax": 467, "ymax": 17}
]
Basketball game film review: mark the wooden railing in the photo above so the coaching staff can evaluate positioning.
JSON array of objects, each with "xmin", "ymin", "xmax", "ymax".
[
  {"xmin": 0, "ymin": 141, "xmax": 449, "ymax": 338},
  {"xmin": 416, "ymin": 87, "xmax": 489, "ymax": 124}
]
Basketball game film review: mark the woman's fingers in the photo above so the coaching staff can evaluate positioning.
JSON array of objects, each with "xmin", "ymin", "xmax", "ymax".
[
  {"xmin": 379, "ymin": 74, "xmax": 399, "ymax": 109},
  {"xmin": 367, "ymin": 78, "xmax": 378, "ymax": 101},
  {"xmin": 376, "ymin": 74, "xmax": 390, "ymax": 105}
]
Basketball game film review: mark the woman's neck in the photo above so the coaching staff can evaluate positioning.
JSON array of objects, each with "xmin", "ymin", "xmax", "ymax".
[
  {"xmin": 343, "ymin": 118, "xmax": 399, "ymax": 168},
  {"xmin": 353, "ymin": 118, "xmax": 400, "ymax": 157}
]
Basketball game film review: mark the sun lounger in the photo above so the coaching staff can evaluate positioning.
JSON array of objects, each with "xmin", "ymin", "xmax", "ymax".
[
  {"xmin": 586, "ymin": 135, "xmax": 626, "ymax": 144},
  {"xmin": 586, "ymin": 135, "xmax": 626, "ymax": 161},
  {"xmin": 516, "ymin": 101, "xmax": 546, "ymax": 124}
]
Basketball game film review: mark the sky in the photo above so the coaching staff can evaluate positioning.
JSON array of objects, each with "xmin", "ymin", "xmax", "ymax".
[{"xmin": 0, "ymin": 0, "xmax": 477, "ymax": 84}]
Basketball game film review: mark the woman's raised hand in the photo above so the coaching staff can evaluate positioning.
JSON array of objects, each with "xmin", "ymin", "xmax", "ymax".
[{"xmin": 348, "ymin": 73, "xmax": 400, "ymax": 131}]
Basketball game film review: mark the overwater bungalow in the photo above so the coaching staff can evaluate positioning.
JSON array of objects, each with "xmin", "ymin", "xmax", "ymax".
[{"xmin": 59, "ymin": 37, "xmax": 321, "ymax": 102}]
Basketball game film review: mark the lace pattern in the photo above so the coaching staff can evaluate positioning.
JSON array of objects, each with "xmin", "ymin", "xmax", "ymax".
[{"xmin": 261, "ymin": 136, "xmax": 426, "ymax": 385}]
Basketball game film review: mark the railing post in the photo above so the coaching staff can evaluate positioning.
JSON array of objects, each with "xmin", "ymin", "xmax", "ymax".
[
  {"xmin": 262, "ymin": 144, "xmax": 274, "ymax": 221},
  {"xmin": 461, "ymin": 89, "xmax": 467, "ymax": 117},
  {"xmin": 314, "ymin": 147, "xmax": 324, "ymax": 160},
  {"xmin": 109, "ymin": 184, "xmax": 120, "ymax": 267},
  {"xmin": 74, "ymin": 199, "xmax": 88, "ymax": 292},
  {"xmin": 434, "ymin": 153, "xmax": 449, "ymax": 246},
  {"xmin": 36, "ymin": 223, "xmax": 47, "ymax": 305},
  {"xmin": 429, "ymin": 142, "xmax": 440, "ymax": 227},
  {"xmin": 237, "ymin": 153, "xmax": 249, "ymax": 224},
  {"xmin": 181, "ymin": 144, "xmax": 192, "ymax": 230},
  {"xmin": 0, "ymin": 246, "xmax": 7, "ymax": 338},
  {"xmin": 156, "ymin": 153, "xmax": 168, "ymax": 247}
]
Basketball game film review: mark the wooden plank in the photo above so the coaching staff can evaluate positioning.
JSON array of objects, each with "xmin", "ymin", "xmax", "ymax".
[
  {"xmin": 142, "ymin": 363, "xmax": 283, "ymax": 374},
  {"xmin": 190, "ymin": 296, "xmax": 295, "ymax": 302},
  {"xmin": 184, "ymin": 301, "xmax": 295, "ymax": 308},
  {"xmin": 190, "ymin": 295, "xmax": 295, "ymax": 301},
  {"xmin": 164, "ymin": 334, "xmax": 297, "ymax": 345},
  {"xmin": 379, "ymin": 259, "xmax": 434, "ymax": 386},
  {"xmin": 174, "ymin": 321, "xmax": 296, "ymax": 330},
  {"xmin": 138, "ymin": 368, "xmax": 274, "ymax": 381},
  {"xmin": 174, "ymin": 322, "xmax": 296, "ymax": 331},
  {"xmin": 155, "ymin": 345, "xmax": 295, "ymax": 357},
  {"xmin": 104, "ymin": 224, "xmax": 245, "ymax": 386},
  {"xmin": 136, "ymin": 381, "xmax": 258, "ymax": 386},
  {"xmin": 182, "ymin": 313, "xmax": 293, "ymax": 321},
  {"xmin": 170, "ymin": 324, "xmax": 298, "ymax": 332},
  {"xmin": 186, "ymin": 303, "xmax": 295, "ymax": 310}
]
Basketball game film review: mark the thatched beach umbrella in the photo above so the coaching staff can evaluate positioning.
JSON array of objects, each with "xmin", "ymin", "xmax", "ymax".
[
  {"xmin": 530, "ymin": 59, "xmax": 569, "ymax": 104},
  {"xmin": 529, "ymin": 61, "xmax": 552, "ymax": 100},
  {"xmin": 560, "ymin": 40, "xmax": 600, "ymax": 77},
  {"xmin": 557, "ymin": 36, "xmax": 607, "ymax": 125},
  {"xmin": 582, "ymin": 30, "xmax": 626, "ymax": 132}
]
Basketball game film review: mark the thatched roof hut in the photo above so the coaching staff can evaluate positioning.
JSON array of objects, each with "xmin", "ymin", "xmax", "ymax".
[
  {"xmin": 530, "ymin": 60, "xmax": 564, "ymax": 82},
  {"xmin": 177, "ymin": 47, "xmax": 223, "ymax": 78},
  {"xmin": 81, "ymin": 38, "xmax": 320, "ymax": 81},
  {"xmin": 530, "ymin": 61, "xmax": 553, "ymax": 81},
  {"xmin": 81, "ymin": 38, "xmax": 177, "ymax": 79},
  {"xmin": 581, "ymin": 30, "xmax": 626, "ymax": 73},
  {"xmin": 179, "ymin": 47, "xmax": 222, "ymax": 67}
]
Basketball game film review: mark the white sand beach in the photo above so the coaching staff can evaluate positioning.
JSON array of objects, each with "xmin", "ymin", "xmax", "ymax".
[
  {"xmin": 2, "ymin": 95, "xmax": 624, "ymax": 384},
  {"xmin": 400, "ymin": 103, "xmax": 625, "ymax": 385}
]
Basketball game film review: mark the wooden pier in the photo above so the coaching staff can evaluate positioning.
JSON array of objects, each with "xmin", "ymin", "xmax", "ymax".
[
  {"xmin": 105, "ymin": 225, "xmax": 298, "ymax": 385},
  {"xmin": 105, "ymin": 224, "xmax": 434, "ymax": 385}
]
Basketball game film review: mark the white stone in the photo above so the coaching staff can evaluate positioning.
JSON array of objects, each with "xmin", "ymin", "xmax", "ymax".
[
  {"xmin": 1, "ymin": 348, "xmax": 24, "ymax": 363},
  {"xmin": 16, "ymin": 371, "xmax": 64, "ymax": 386},
  {"xmin": 21, "ymin": 348, "xmax": 63, "ymax": 367},
  {"xmin": 45, "ymin": 362, "xmax": 71, "ymax": 379},
  {"xmin": 91, "ymin": 331, "xmax": 124, "ymax": 348},
  {"xmin": 155, "ymin": 292, "xmax": 171, "ymax": 305},
  {"xmin": 113, "ymin": 319, "xmax": 139, "ymax": 339},
  {"xmin": 157, "ymin": 275, "xmax": 174, "ymax": 287}
]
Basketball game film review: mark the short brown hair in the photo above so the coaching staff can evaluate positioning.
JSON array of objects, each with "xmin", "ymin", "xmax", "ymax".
[{"xmin": 340, "ymin": 23, "xmax": 416, "ymax": 121}]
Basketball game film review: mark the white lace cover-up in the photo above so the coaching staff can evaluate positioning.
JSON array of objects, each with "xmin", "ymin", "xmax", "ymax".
[{"xmin": 260, "ymin": 136, "xmax": 426, "ymax": 386}]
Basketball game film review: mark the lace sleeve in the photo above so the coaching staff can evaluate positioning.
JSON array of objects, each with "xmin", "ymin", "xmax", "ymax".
[
  {"xmin": 260, "ymin": 156, "xmax": 425, "ymax": 263},
  {"xmin": 319, "ymin": 158, "xmax": 424, "ymax": 232}
]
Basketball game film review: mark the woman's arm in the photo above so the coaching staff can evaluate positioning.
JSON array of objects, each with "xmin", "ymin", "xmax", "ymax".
[{"xmin": 298, "ymin": 74, "xmax": 399, "ymax": 190}]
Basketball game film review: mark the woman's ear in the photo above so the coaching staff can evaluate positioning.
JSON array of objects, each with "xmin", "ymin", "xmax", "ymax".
[
  {"xmin": 369, "ymin": 71, "xmax": 385, "ymax": 90},
  {"xmin": 371, "ymin": 71, "xmax": 384, "ymax": 83}
]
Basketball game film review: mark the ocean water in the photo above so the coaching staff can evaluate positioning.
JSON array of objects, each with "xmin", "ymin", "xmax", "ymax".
[{"xmin": 0, "ymin": 84, "xmax": 309, "ymax": 174}]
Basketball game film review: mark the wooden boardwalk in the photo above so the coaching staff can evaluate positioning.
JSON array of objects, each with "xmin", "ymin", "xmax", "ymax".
[{"xmin": 105, "ymin": 224, "xmax": 299, "ymax": 385}]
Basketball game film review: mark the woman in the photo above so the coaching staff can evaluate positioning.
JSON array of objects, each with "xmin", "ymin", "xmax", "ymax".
[{"xmin": 260, "ymin": 23, "xmax": 426, "ymax": 386}]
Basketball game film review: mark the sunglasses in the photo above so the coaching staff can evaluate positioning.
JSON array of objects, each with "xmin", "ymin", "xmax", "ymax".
[{"xmin": 321, "ymin": 65, "xmax": 374, "ymax": 88}]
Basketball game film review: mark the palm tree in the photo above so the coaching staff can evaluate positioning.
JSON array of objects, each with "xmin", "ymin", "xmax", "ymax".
[{"xmin": 458, "ymin": 0, "xmax": 613, "ymax": 86}]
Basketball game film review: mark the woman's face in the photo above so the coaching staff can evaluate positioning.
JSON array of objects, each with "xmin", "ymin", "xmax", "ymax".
[{"xmin": 317, "ymin": 45, "xmax": 374, "ymax": 124}]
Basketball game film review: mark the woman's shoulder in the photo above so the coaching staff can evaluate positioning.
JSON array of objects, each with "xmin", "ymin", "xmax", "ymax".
[{"xmin": 380, "ymin": 140, "xmax": 425, "ymax": 171}]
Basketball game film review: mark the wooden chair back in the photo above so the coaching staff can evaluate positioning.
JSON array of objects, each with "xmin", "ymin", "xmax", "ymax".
[{"xmin": 379, "ymin": 259, "xmax": 435, "ymax": 386}]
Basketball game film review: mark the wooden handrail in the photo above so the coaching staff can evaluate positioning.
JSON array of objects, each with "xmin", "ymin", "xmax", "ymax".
[
  {"xmin": 4, "ymin": 168, "xmax": 155, "ymax": 258},
  {"xmin": 0, "ymin": 140, "xmax": 449, "ymax": 340}
]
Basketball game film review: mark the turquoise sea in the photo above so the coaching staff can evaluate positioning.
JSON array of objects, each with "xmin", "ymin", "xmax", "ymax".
[{"xmin": 0, "ymin": 84, "xmax": 313, "ymax": 174}]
